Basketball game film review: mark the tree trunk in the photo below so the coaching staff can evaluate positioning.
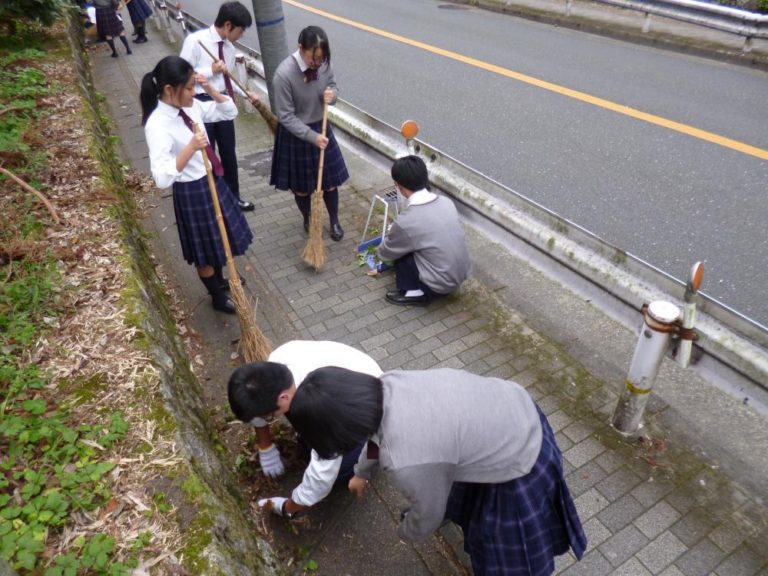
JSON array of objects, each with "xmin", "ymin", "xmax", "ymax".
[{"xmin": 250, "ymin": 0, "xmax": 289, "ymax": 112}]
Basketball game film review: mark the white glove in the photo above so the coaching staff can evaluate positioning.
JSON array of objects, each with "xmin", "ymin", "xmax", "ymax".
[
  {"xmin": 258, "ymin": 444, "xmax": 285, "ymax": 477},
  {"xmin": 258, "ymin": 496, "xmax": 288, "ymax": 516}
]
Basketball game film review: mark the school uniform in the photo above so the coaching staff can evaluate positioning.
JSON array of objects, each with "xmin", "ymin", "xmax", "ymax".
[
  {"xmin": 144, "ymin": 98, "xmax": 252, "ymax": 268},
  {"xmin": 354, "ymin": 369, "xmax": 587, "ymax": 576},
  {"xmin": 93, "ymin": 0, "xmax": 124, "ymax": 37},
  {"xmin": 126, "ymin": 0, "xmax": 152, "ymax": 26},
  {"xmin": 180, "ymin": 26, "xmax": 246, "ymax": 202},
  {"xmin": 270, "ymin": 51, "xmax": 349, "ymax": 194}
]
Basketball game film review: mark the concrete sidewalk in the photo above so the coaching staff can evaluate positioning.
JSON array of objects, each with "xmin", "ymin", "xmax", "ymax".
[{"xmin": 88, "ymin": 12, "xmax": 768, "ymax": 576}]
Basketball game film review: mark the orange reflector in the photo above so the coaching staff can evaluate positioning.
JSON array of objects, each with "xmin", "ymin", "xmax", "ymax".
[
  {"xmin": 690, "ymin": 262, "xmax": 704, "ymax": 292},
  {"xmin": 401, "ymin": 120, "xmax": 419, "ymax": 139}
]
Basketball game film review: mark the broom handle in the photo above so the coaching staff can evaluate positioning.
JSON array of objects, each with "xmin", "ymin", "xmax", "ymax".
[
  {"xmin": 195, "ymin": 124, "xmax": 237, "ymax": 277},
  {"xmin": 197, "ymin": 40, "xmax": 248, "ymax": 95},
  {"xmin": 315, "ymin": 103, "xmax": 328, "ymax": 196}
]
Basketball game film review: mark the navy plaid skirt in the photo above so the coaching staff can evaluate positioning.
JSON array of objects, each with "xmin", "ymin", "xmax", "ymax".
[
  {"xmin": 270, "ymin": 121, "xmax": 349, "ymax": 194},
  {"xmin": 126, "ymin": 0, "xmax": 153, "ymax": 25},
  {"xmin": 445, "ymin": 407, "xmax": 587, "ymax": 576},
  {"xmin": 172, "ymin": 175, "xmax": 253, "ymax": 268},
  {"xmin": 95, "ymin": 5, "xmax": 124, "ymax": 37}
]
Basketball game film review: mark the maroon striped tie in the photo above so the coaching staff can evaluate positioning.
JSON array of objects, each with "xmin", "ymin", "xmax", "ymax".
[{"xmin": 218, "ymin": 41, "xmax": 235, "ymax": 99}]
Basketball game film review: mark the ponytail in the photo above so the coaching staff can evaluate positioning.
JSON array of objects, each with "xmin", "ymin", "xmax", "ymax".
[{"xmin": 139, "ymin": 56, "xmax": 195, "ymax": 126}]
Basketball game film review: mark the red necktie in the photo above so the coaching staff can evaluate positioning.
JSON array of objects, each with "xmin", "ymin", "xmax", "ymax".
[
  {"xmin": 178, "ymin": 109, "xmax": 224, "ymax": 177},
  {"xmin": 218, "ymin": 41, "xmax": 235, "ymax": 99}
]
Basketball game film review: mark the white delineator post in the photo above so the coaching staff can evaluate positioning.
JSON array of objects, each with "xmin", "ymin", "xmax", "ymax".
[{"xmin": 612, "ymin": 300, "xmax": 681, "ymax": 434}]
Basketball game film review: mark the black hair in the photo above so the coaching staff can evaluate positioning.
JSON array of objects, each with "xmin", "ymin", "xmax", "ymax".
[
  {"xmin": 214, "ymin": 1, "xmax": 252, "ymax": 29},
  {"xmin": 391, "ymin": 155, "xmax": 430, "ymax": 192},
  {"xmin": 139, "ymin": 55, "xmax": 194, "ymax": 126},
  {"xmin": 298, "ymin": 25, "xmax": 331, "ymax": 66},
  {"xmin": 287, "ymin": 367, "xmax": 383, "ymax": 459},
  {"xmin": 227, "ymin": 362, "xmax": 294, "ymax": 422}
]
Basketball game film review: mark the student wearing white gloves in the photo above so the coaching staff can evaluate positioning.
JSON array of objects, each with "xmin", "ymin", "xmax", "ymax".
[{"xmin": 227, "ymin": 340, "xmax": 381, "ymax": 518}]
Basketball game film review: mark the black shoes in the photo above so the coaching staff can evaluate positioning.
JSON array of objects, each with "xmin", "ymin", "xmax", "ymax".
[
  {"xmin": 133, "ymin": 37, "xmax": 148, "ymax": 43},
  {"xmin": 212, "ymin": 297, "xmax": 236, "ymax": 314},
  {"xmin": 330, "ymin": 223, "xmax": 344, "ymax": 241},
  {"xmin": 238, "ymin": 199, "xmax": 255, "ymax": 211},
  {"xmin": 385, "ymin": 290, "xmax": 429, "ymax": 307}
]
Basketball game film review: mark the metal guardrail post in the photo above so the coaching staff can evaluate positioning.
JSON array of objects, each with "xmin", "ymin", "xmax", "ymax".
[
  {"xmin": 612, "ymin": 300, "xmax": 681, "ymax": 434},
  {"xmin": 676, "ymin": 262, "xmax": 703, "ymax": 368}
]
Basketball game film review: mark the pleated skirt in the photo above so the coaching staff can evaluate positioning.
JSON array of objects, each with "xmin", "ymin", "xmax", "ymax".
[
  {"xmin": 172, "ymin": 175, "xmax": 253, "ymax": 268},
  {"xmin": 445, "ymin": 407, "xmax": 587, "ymax": 576},
  {"xmin": 95, "ymin": 5, "xmax": 124, "ymax": 37},
  {"xmin": 126, "ymin": 0, "xmax": 153, "ymax": 25},
  {"xmin": 270, "ymin": 121, "xmax": 349, "ymax": 194}
]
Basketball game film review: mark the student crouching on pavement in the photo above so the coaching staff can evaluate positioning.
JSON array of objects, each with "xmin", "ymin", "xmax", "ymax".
[{"xmin": 377, "ymin": 155, "xmax": 471, "ymax": 306}]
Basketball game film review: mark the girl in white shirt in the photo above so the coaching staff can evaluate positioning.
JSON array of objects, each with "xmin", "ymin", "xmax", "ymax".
[{"xmin": 140, "ymin": 55, "xmax": 253, "ymax": 314}]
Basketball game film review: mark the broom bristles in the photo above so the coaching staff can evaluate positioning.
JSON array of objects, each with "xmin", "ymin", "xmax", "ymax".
[
  {"xmin": 301, "ymin": 191, "xmax": 326, "ymax": 270},
  {"xmin": 253, "ymin": 100, "xmax": 278, "ymax": 134},
  {"xmin": 228, "ymin": 278, "xmax": 272, "ymax": 362}
]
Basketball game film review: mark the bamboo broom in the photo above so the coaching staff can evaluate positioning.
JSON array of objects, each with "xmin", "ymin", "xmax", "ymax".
[
  {"xmin": 195, "ymin": 124, "xmax": 271, "ymax": 361},
  {"xmin": 196, "ymin": 40, "xmax": 278, "ymax": 134},
  {"xmin": 300, "ymin": 103, "xmax": 329, "ymax": 271}
]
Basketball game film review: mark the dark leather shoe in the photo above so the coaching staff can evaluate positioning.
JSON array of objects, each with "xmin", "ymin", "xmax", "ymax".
[
  {"xmin": 385, "ymin": 290, "xmax": 428, "ymax": 307},
  {"xmin": 238, "ymin": 199, "xmax": 255, "ymax": 212},
  {"xmin": 330, "ymin": 223, "xmax": 344, "ymax": 241},
  {"xmin": 212, "ymin": 297, "xmax": 236, "ymax": 314}
]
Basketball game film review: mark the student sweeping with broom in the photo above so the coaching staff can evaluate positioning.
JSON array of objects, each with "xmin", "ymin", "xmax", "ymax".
[
  {"xmin": 140, "ymin": 55, "xmax": 254, "ymax": 314},
  {"xmin": 270, "ymin": 26, "xmax": 348, "ymax": 242}
]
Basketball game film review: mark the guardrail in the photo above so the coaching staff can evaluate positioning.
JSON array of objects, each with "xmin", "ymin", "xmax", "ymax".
[
  {"xmin": 564, "ymin": 0, "xmax": 768, "ymax": 51},
  {"xmin": 168, "ymin": 7, "xmax": 768, "ymax": 394}
]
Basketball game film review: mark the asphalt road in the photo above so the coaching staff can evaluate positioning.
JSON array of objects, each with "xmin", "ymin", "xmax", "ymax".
[{"xmin": 175, "ymin": 0, "xmax": 768, "ymax": 327}]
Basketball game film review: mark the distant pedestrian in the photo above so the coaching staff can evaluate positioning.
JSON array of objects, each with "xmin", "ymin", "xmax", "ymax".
[
  {"xmin": 377, "ymin": 155, "xmax": 471, "ymax": 306},
  {"xmin": 270, "ymin": 25, "xmax": 348, "ymax": 241},
  {"xmin": 93, "ymin": 0, "xmax": 132, "ymax": 57},
  {"xmin": 179, "ymin": 1, "xmax": 261, "ymax": 212},
  {"xmin": 125, "ymin": 0, "xmax": 152, "ymax": 43},
  {"xmin": 140, "ymin": 55, "xmax": 253, "ymax": 314},
  {"xmin": 287, "ymin": 367, "xmax": 588, "ymax": 576}
]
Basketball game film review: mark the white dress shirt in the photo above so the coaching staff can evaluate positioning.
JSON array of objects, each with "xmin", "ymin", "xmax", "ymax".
[
  {"xmin": 144, "ymin": 98, "xmax": 237, "ymax": 189},
  {"xmin": 180, "ymin": 25, "xmax": 245, "ymax": 97},
  {"xmin": 258, "ymin": 340, "xmax": 382, "ymax": 507}
]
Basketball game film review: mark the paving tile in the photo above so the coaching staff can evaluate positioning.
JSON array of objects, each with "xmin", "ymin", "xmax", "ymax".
[
  {"xmin": 582, "ymin": 517, "xmax": 613, "ymax": 549},
  {"xmin": 597, "ymin": 493, "xmax": 648, "ymax": 533},
  {"xmin": 564, "ymin": 437, "xmax": 606, "ymax": 469},
  {"xmin": 674, "ymin": 538, "xmax": 728, "ymax": 576},
  {"xmin": 594, "ymin": 467, "xmax": 644, "ymax": 502},
  {"xmin": 671, "ymin": 509, "xmax": 719, "ymax": 547},
  {"xmin": 559, "ymin": 550, "xmax": 613, "ymax": 576},
  {"xmin": 547, "ymin": 409, "xmax": 574, "ymax": 433},
  {"xmin": 614, "ymin": 557, "xmax": 653, "ymax": 576},
  {"xmin": 713, "ymin": 544, "xmax": 767, "ymax": 576},
  {"xmin": 708, "ymin": 515, "xmax": 759, "ymax": 555},
  {"xmin": 566, "ymin": 460, "xmax": 607, "ymax": 498},
  {"xmin": 574, "ymin": 488, "xmax": 610, "ymax": 522},
  {"xmin": 637, "ymin": 531, "xmax": 688, "ymax": 573},
  {"xmin": 433, "ymin": 339, "xmax": 469, "ymax": 361},
  {"xmin": 631, "ymin": 475, "xmax": 675, "ymax": 508},
  {"xmin": 598, "ymin": 524, "xmax": 649, "ymax": 567},
  {"xmin": 635, "ymin": 501, "xmax": 682, "ymax": 540}
]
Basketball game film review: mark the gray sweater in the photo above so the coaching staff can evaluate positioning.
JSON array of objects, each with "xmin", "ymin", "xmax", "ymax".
[
  {"xmin": 273, "ymin": 52, "xmax": 338, "ymax": 144},
  {"xmin": 354, "ymin": 369, "xmax": 543, "ymax": 543},
  {"xmin": 376, "ymin": 194, "xmax": 471, "ymax": 294}
]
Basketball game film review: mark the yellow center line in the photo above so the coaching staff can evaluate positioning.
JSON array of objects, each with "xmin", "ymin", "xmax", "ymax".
[{"xmin": 285, "ymin": 0, "xmax": 768, "ymax": 161}]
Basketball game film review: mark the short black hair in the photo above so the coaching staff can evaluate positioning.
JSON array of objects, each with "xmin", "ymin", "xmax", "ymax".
[
  {"xmin": 215, "ymin": 1, "xmax": 253, "ymax": 29},
  {"xmin": 227, "ymin": 362, "xmax": 293, "ymax": 422},
  {"xmin": 298, "ymin": 25, "xmax": 331, "ymax": 66},
  {"xmin": 287, "ymin": 367, "xmax": 383, "ymax": 459},
  {"xmin": 391, "ymin": 155, "xmax": 430, "ymax": 192}
]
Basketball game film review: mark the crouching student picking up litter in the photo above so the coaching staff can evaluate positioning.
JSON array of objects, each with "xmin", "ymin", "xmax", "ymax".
[{"xmin": 227, "ymin": 340, "xmax": 382, "ymax": 518}]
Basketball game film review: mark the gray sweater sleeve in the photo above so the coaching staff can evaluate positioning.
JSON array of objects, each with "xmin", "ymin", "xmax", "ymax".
[
  {"xmin": 376, "ymin": 220, "xmax": 412, "ymax": 262},
  {"xmin": 391, "ymin": 462, "xmax": 456, "ymax": 542}
]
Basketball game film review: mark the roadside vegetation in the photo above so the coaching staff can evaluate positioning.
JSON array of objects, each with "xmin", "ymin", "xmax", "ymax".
[{"xmin": 0, "ymin": 22, "xmax": 184, "ymax": 575}]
